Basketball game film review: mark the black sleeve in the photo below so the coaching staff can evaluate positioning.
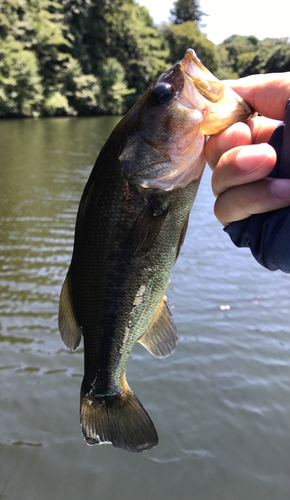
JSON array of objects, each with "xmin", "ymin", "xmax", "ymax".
[{"xmin": 224, "ymin": 99, "xmax": 290, "ymax": 273}]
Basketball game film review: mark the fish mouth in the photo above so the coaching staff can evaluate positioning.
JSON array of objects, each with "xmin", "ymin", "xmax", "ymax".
[
  {"xmin": 179, "ymin": 48, "xmax": 255, "ymax": 134},
  {"xmin": 124, "ymin": 49, "xmax": 255, "ymax": 192}
]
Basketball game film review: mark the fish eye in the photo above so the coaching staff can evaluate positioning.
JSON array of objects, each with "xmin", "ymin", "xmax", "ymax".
[{"xmin": 151, "ymin": 83, "xmax": 174, "ymax": 105}]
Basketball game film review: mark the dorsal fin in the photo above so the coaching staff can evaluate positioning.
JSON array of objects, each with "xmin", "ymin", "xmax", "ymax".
[
  {"xmin": 58, "ymin": 268, "xmax": 82, "ymax": 351},
  {"xmin": 137, "ymin": 296, "xmax": 177, "ymax": 358}
]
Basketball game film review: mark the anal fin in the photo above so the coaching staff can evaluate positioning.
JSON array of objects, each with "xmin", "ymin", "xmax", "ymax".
[
  {"xmin": 137, "ymin": 296, "xmax": 177, "ymax": 358},
  {"xmin": 58, "ymin": 267, "xmax": 82, "ymax": 351}
]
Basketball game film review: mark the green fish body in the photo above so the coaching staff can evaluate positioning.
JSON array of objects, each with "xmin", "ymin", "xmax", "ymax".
[{"xmin": 59, "ymin": 49, "xmax": 254, "ymax": 452}]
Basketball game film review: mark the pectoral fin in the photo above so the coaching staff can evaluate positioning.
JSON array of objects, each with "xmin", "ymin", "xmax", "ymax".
[
  {"xmin": 126, "ymin": 196, "xmax": 168, "ymax": 256},
  {"xmin": 137, "ymin": 297, "xmax": 177, "ymax": 358},
  {"xmin": 58, "ymin": 268, "xmax": 82, "ymax": 351}
]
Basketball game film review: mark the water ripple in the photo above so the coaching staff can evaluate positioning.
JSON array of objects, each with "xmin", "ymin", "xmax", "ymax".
[{"xmin": 1, "ymin": 118, "xmax": 290, "ymax": 499}]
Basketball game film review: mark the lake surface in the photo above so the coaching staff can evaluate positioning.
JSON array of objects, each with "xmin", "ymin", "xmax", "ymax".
[{"xmin": 1, "ymin": 116, "xmax": 290, "ymax": 500}]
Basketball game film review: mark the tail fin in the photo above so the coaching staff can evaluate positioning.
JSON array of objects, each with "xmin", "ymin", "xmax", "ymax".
[{"xmin": 80, "ymin": 382, "xmax": 158, "ymax": 453}]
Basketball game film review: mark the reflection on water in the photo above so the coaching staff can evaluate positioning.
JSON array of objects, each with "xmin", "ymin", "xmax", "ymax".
[{"xmin": 1, "ymin": 117, "xmax": 290, "ymax": 500}]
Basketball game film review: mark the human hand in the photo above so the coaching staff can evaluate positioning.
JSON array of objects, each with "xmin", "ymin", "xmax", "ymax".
[{"xmin": 205, "ymin": 73, "xmax": 290, "ymax": 226}]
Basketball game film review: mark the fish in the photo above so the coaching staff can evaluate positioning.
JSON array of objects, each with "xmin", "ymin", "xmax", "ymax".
[{"xmin": 58, "ymin": 49, "xmax": 254, "ymax": 453}]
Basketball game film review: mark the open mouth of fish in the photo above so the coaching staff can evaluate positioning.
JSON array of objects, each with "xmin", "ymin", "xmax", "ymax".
[{"xmin": 122, "ymin": 49, "xmax": 254, "ymax": 192}]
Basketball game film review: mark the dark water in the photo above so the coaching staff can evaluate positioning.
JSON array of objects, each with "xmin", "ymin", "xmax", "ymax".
[{"xmin": 1, "ymin": 117, "xmax": 290, "ymax": 500}]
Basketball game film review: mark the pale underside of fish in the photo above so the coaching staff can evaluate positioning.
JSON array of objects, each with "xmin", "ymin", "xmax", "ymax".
[{"xmin": 58, "ymin": 49, "xmax": 254, "ymax": 452}]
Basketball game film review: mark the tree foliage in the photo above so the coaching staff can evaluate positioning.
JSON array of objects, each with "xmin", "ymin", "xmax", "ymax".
[
  {"xmin": 0, "ymin": 37, "xmax": 43, "ymax": 116},
  {"xmin": 217, "ymin": 35, "xmax": 290, "ymax": 78},
  {"xmin": 165, "ymin": 20, "xmax": 218, "ymax": 72},
  {"xmin": 170, "ymin": 0, "xmax": 206, "ymax": 25},
  {"xmin": 0, "ymin": 0, "xmax": 290, "ymax": 117}
]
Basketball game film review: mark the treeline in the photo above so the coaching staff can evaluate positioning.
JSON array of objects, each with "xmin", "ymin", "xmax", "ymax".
[{"xmin": 0, "ymin": 0, "xmax": 290, "ymax": 117}]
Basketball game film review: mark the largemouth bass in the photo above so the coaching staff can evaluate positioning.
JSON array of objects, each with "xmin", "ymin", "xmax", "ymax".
[{"xmin": 58, "ymin": 49, "xmax": 254, "ymax": 452}]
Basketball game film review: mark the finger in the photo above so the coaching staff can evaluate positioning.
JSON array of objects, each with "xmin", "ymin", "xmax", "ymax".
[
  {"xmin": 212, "ymin": 143, "xmax": 277, "ymax": 197},
  {"xmin": 205, "ymin": 116, "xmax": 279, "ymax": 171},
  {"xmin": 247, "ymin": 116, "xmax": 281, "ymax": 144},
  {"xmin": 205, "ymin": 122, "xmax": 252, "ymax": 170},
  {"xmin": 226, "ymin": 73, "xmax": 290, "ymax": 120},
  {"xmin": 214, "ymin": 178, "xmax": 290, "ymax": 227}
]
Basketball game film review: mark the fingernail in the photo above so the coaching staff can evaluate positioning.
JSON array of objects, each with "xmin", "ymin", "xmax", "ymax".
[
  {"xmin": 269, "ymin": 179, "xmax": 290, "ymax": 200},
  {"xmin": 236, "ymin": 145, "xmax": 272, "ymax": 172}
]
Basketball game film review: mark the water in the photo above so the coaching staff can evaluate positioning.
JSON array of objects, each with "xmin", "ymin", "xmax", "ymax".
[{"xmin": 1, "ymin": 117, "xmax": 290, "ymax": 500}]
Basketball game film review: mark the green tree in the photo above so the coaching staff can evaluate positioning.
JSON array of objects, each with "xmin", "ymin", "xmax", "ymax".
[
  {"xmin": 218, "ymin": 35, "xmax": 260, "ymax": 75},
  {"xmin": 170, "ymin": 0, "xmax": 206, "ymax": 25},
  {"xmin": 61, "ymin": 0, "xmax": 168, "ymax": 98},
  {"xmin": 0, "ymin": 0, "xmax": 73, "ymax": 115},
  {"xmin": 263, "ymin": 42, "xmax": 290, "ymax": 73},
  {"xmin": 62, "ymin": 57, "xmax": 101, "ymax": 115},
  {"xmin": 0, "ymin": 37, "xmax": 43, "ymax": 116},
  {"xmin": 215, "ymin": 43, "xmax": 239, "ymax": 79},
  {"xmin": 72, "ymin": 0, "xmax": 167, "ymax": 98},
  {"xmin": 218, "ymin": 35, "xmax": 290, "ymax": 77},
  {"xmin": 61, "ymin": 0, "xmax": 110, "ymax": 75},
  {"xmin": 165, "ymin": 20, "xmax": 218, "ymax": 72},
  {"xmin": 0, "ymin": 0, "xmax": 71, "ymax": 87},
  {"xmin": 99, "ymin": 57, "xmax": 136, "ymax": 115}
]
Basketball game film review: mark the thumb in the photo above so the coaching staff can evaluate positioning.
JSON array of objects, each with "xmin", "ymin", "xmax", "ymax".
[{"xmin": 226, "ymin": 73, "xmax": 290, "ymax": 121}]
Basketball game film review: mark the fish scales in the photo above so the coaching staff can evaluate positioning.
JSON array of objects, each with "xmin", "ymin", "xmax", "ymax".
[
  {"xmin": 74, "ymin": 162, "xmax": 199, "ymax": 394},
  {"xmin": 58, "ymin": 49, "xmax": 254, "ymax": 452}
]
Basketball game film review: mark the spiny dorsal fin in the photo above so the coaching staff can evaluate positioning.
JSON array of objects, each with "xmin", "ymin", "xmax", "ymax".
[
  {"xmin": 58, "ymin": 268, "xmax": 82, "ymax": 351},
  {"xmin": 137, "ymin": 297, "xmax": 177, "ymax": 358}
]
